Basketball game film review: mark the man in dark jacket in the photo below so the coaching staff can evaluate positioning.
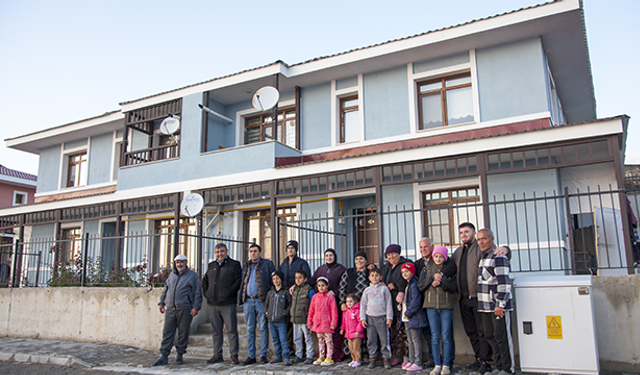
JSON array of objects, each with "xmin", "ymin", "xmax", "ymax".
[
  {"xmin": 153, "ymin": 254, "xmax": 202, "ymax": 366},
  {"xmin": 238, "ymin": 243, "xmax": 276, "ymax": 365},
  {"xmin": 202, "ymin": 243, "xmax": 242, "ymax": 364},
  {"xmin": 279, "ymin": 240, "xmax": 311, "ymax": 289}
]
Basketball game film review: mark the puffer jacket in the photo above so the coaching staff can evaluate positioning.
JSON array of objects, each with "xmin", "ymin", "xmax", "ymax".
[
  {"xmin": 402, "ymin": 276, "xmax": 428, "ymax": 329},
  {"xmin": 451, "ymin": 239, "xmax": 482, "ymax": 299},
  {"xmin": 307, "ymin": 290, "xmax": 338, "ymax": 333},
  {"xmin": 264, "ymin": 287, "xmax": 291, "ymax": 323},
  {"xmin": 418, "ymin": 260, "xmax": 457, "ymax": 310},
  {"xmin": 290, "ymin": 282, "xmax": 314, "ymax": 324},
  {"xmin": 340, "ymin": 301, "xmax": 365, "ymax": 339},
  {"xmin": 279, "ymin": 255, "xmax": 311, "ymax": 289},
  {"xmin": 158, "ymin": 264, "xmax": 202, "ymax": 310}
]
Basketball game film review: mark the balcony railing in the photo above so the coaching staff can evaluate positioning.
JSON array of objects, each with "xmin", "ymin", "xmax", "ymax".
[{"xmin": 122, "ymin": 143, "xmax": 179, "ymax": 166}]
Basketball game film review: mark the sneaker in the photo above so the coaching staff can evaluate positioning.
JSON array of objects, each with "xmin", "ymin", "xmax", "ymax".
[
  {"xmin": 175, "ymin": 354, "xmax": 184, "ymax": 365},
  {"xmin": 152, "ymin": 355, "xmax": 168, "ymax": 366},
  {"xmin": 390, "ymin": 358, "xmax": 401, "ymax": 366},
  {"xmin": 304, "ymin": 358, "xmax": 315, "ymax": 365},
  {"xmin": 241, "ymin": 357, "xmax": 256, "ymax": 366},
  {"xmin": 402, "ymin": 361, "xmax": 411, "ymax": 369},
  {"xmin": 368, "ymin": 359, "xmax": 377, "ymax": 369},
  {"xmin": 291, "ymin": 357, "xmax": 304, "ymax": 364},
  {"xmin": 442, "ymin": 365, "xmax": 451, "ymax": 375},
  {"xmin": 260, "ymin": 356, "xmax": 269, "ymax": 364},
  {"xmin": 475, "ymin": 362, "xmax": 491, "ymax": 375},
  {"xmin": 207, "ymin": 355, "xmax": 223, "ymax": 364},
  {"xmin": 284, "ymin": 359, "xmax": 292, "ymax": 366},
  {"xmin": 270, "ymin": 358, "xmax": 283, "ymax": 364},
  {"xmin": 430, "ymin": 365, "xmax": 442, "ymax": 375},
  {"xmin": 352, "ymin": 361, "xmax": 361, "ymax": 367},
  {"xmin": 383, "ymin": 359, "xmax": 391, "ymax": 369},
  {"xmin": 321, "ymin": 359, "xmax": 334, "ymax": 366},
  {"xmin": 348, "ymin": 361, "xmax": 355, "ymax": 367},
  {"xmin": 231, "ymin": 355, "xmax": 239, "ymax": 365},
  {"xmin": 313, "ymin": 358, "xmax": 325, "ymax": 365},
  {"xmin": 408, "ymin": 364, "xmax": 423, "ymax": 372},
  {"xmin": 466, "ymin": 359, "xmax": 482, "ymax": 371}
]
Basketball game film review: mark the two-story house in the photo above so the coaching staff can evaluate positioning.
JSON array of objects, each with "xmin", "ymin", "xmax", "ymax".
[{"xmin": 0, "ymin": 0, "xmax": 632, "ymax": 286}]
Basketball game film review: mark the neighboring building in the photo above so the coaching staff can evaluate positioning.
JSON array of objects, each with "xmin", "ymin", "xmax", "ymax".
[{"xmin": 0, "ymin": 0, "xmax": 634, "ymax": 286}]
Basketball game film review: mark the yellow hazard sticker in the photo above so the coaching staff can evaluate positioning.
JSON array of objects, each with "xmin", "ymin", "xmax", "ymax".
[{"xmin": 546, "ymin": 316, "xmax": 562, "ymax": 339}]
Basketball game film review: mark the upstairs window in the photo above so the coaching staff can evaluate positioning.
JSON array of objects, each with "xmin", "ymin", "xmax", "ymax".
[
  {"xmin": 245, "ymin": 108, "xmax": 297, "ymax": 149},
  {"xmin": 418, "ymin": 73, "xmax": 474, "ymax": 129},
  {"xmin": 13, "ymin": 191, "xmax": 27, "ymax": 206},
  {"xmin": 67, "ymin": 152, "xmax": 87, "ymax": 187},
  {"xmin": 340, "ymin": 95, "xmax": 360, "ymax": 143}
]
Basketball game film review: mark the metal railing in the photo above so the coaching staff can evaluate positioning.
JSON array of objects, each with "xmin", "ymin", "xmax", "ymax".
[{"xmin": 122, "ymin": 143, "xmax": 179, "ymax": 166}]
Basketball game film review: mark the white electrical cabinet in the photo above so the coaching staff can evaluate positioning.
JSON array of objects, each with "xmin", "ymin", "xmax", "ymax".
[{"xmin": 513, "ymin": 275, "xmax": 599, "ymax": 375}]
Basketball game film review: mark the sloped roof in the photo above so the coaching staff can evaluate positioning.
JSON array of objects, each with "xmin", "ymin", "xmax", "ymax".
[{"xmin": 0, "ymin": 165, "xmax": 37, "ymax": 181}]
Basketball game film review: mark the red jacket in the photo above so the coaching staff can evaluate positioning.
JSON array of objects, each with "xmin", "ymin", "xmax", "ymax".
[
  {"xmin": 307, "ymin": 290, "xmax": 338, "ymax": 333},
  {"xmin": 340, "ymin": 301, "xmax": 365, "ymax": 339}
]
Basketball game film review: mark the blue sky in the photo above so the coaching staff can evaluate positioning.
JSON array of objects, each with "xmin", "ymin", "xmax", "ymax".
[{"xmin": 1, "ymin": 0, "xmax": 638, "ymax": 175}]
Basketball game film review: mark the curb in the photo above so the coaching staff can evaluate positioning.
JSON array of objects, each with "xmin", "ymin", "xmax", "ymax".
[{"xmin": 0, "ymin": 351, "xmax": 92, "ymax": 369}]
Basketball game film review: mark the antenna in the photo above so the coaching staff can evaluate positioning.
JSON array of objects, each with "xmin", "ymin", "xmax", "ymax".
[
  {"xmin": 252, "ymin": 86, "xmax": 280, "ymax": 112},
  {"xmin": 180, "ymin": 193, "xmax": 204, "ymax": 217},
  {"xmin": 160, "ymin": 116, "xmax": 180, "ymax": 144}
]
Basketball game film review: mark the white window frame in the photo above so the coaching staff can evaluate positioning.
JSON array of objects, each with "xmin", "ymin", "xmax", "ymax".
[
  {"xmin": 235, "ymin": 99, "xmax": 296, "ymax": 147},
  {"xmin": 12, "ymin": 190, "xmax": 28, "ymax": 206},
  {"xmin": 59, "ymin": 142, "xmax": 90, "ymax": 190},
  {"xmin": 332, "ymin": 75, "xmax": 364, "ymax": 145}
]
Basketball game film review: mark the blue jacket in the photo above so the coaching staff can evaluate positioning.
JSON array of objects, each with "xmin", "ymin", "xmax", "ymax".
[
  {"xmin": 238, "ymin": 257, "xmax": 276, "ymax": 304},
  {"xmin": 279, "ymin": 255, "xmax": 311, "ymax": 289},
  {"xmin": 158, "ymin": 265, "xmax": 202, "ymax": 311},
  {"xmin": 403, "ymin": 276, "xmax": 427, "ymax": 330}
]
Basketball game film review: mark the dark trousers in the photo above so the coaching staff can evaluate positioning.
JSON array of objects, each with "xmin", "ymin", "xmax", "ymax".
[
  {"xmin": 208, "ymin": 304, "xmax": 239, "ymax": 357},
  {"xmin": 459, "ymin": 296, "xmax": 492, "ymax": 362},
  {"xmin": 160, "ymin": 308, "xmax": 193, "ymax": 356},
  {"xmin": 481, "ymin": 311, "xmax": 515, "ymax": 373},
  {"xmin": 421, "ymin": 309, "xmax": 435, "ymax": 361}
]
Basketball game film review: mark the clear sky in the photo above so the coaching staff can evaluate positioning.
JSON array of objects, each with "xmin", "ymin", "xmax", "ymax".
[{"xmin": 0, "ymin": 0, "xmax": 638, "ymax": 175}]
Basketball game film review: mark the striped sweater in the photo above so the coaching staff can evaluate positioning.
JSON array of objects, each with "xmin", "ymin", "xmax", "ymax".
[{"xmin": 477, "ymin": 246, "xmax": 513, "ymax": 313}]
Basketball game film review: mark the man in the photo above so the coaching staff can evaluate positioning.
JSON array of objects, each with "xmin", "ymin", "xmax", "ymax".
[
  {"xmin": 153, "ymin": 254, "xmax": 202, "ymax": 366},
  {"xmin": 279, "ymin": 239, "xmax": 310, "ymax": 357},
  {"xmin": 450, "ymin": 223, "xmax": 508, "ymax": 373},
  {"xmin": 476, "ymin": 229, "xmax": 515, "ymax": 375},
  {"xmin": 202, "ymin": 243, "xmax": 242, "ymax": 365},
  {"xmin": 381, "ymin": 244, "xmax": 412, "ymax": 366},
  {"xmin": 238, "ymin": 243, "xmax": 276, "ymax": 365}
]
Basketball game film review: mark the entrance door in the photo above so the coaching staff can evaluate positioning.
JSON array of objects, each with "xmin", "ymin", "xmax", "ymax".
[
  {"xmin": 243, "ymin": 207, "xmax": 296, "ymax": 264},
  {"xmin": 354, "ymin": 207, "xmax": 379, "ymax": 265}
]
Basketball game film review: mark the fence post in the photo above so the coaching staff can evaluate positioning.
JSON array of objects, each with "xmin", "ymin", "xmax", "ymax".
[
  {"xmin": 81, "ymin": 233, "xmax": 89, "ymax": 287},
  {"xmin": 563, "ymin": 187, "xmax": 576, "ymax": 274},
  {"xmin": 35, "ymin": 250, "xmax": 42, "ymax": 288},
  {"xmin": 11, "ymin": 239, "xmax": 20, "ymax": 288}
]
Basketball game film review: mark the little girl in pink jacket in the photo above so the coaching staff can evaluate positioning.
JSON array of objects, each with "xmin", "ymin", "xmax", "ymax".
[
  {"xmin": 340, "ymin": 293, "xmax": 366, "ymax": 367},
  {"xmin": 307, "ymin": 277, "xmax": 338, "ymax": 366}
]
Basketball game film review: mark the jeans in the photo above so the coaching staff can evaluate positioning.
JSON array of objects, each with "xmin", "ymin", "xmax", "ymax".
[
  {"xmin": 293, "ymin": 323, "xmax": 314, "ymax": 359},
  {"xmin": 243, "ymin": 298, "xmax": 269, "ymax": 358},
  {"xmin": 270, "ymin": 322, "xmax": 289, "ymax": 360},
  {"xmin": 426, "ymin": 308, "xmax": 454, "ymax": 367}
]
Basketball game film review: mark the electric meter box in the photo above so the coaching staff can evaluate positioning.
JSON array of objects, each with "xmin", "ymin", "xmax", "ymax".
[{"xmin": 513, "ymin": 275, "xmax": 599, "ymax": 374}]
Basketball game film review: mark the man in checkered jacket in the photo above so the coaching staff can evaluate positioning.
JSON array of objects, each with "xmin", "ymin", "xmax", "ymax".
[{"xmin": 476, "ymin": 228, "xmax": 514, "ymax": 375}]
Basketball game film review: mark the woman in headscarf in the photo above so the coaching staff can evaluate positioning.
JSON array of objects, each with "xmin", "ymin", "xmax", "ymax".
[
  {"xmin": 309, "ymin": 248, "xmax": 347, "ymax": 361},
  {"xmin": 338, "ymin": 250, "xmax": 371, "ymax": 362}
]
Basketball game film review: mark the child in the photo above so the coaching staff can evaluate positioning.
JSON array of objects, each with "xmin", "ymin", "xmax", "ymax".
[
  {"xmin": 264, "ymin": 271, "xmax": 292, "ymax": 366},
  {"xmin": 289, "ymin": 270, "xmax": 315, "ymax": 365},
  {"xmin": 360, "ymin": 267, "xmax": 394, "ymax": 369},
  {"xmin": 307, "ymin": 276, "xmax": 338, "ymax": 366},
  {"xmin": 400, "ymin": 262, "xmax": 428, "ymax": 372},
  {"xmin": 340, "ymin": 293, "xmax": 365, "ymax": 367},
  {"xmin": 420, "ymin": 246, "xmax": 457, "ymax": 375}
]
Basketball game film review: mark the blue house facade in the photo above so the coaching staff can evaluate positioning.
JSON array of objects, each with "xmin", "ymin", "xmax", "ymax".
[{"xmin": 1, "ymin": 0, "xmax": 633, "ymax": 285}]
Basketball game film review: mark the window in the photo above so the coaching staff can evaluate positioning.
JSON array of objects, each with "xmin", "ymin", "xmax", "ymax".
[
  {"xmin": 243, "ymin": 207, "xmax": 296, "ymax": 263},
  {"xmin": 340, "ymin": 95, "xmax": 360, "ymax": 143},
  {"xmin": 418, "ymin": 73, "xmax": 474, "ymax": 129},
  {"xmin": 60, "ymin": 227, "xmax": 82, "ymax": 263},
  {"xmin": 67, "ymin": 152, "xmax": 87, "ymax": 187},
  {"xmin": 422, "ymin": 187, "xmax": 481, "ymax": 246},
  {"xmin": 245, "ymin": 108, "xmax": 297, "ymax": 148},
  {"xmin": 154, "ymin": 218, "xmax": 195, "ymax": 272},
  {"xmin": 13, "ymin": 191, "xmax": 27, "ymax": 206}
]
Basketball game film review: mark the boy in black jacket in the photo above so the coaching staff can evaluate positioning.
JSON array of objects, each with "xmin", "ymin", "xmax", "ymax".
[{"xmin": 264, "ymin": 271, "xmax": 292, "ymax": 365}]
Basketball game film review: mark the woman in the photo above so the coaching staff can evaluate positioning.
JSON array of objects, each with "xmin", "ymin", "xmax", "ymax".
[
  {"xmin": 338, "ymin": 250, "xmax": 371, "ymax": 362},
  {"xmin": 309, "ymin": 248, "xmax": 347, "ymax": 361}
]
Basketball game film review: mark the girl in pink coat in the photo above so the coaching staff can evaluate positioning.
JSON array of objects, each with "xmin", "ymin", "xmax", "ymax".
[
  {"xmin": 340, "ymin": 293, "xmax": 365, "ymax": 367},
  {"xmin": 307, "ymin": 276, "xmax": 338, "ymax": 366}
]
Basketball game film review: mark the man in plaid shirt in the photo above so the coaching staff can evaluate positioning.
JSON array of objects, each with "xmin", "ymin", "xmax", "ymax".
[{"xmin": 476, "ymin": 229, "xmax": 514, "ymax": 375}]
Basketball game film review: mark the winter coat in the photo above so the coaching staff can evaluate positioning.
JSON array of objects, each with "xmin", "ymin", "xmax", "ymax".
[
  {"xmin": 264, "ymin": 287, "xmax": 291, "ymax": 323},
  {"xmin": 279, "ymin": 255, "xmax": 311, "ymax": 289},
  {"xmin": 451, "ymin": 239, "xmax": 482, "ymax": 299},
  {"xmin": 340, "ymin": 301, "xmax": 365, "ymax": 339},
  {"xmin": 158, "ymin": 265, "xmax": 202, "ymax": 311},
  {"xmin": 418, "ymin": 260, "xmax": 458, "ymax": 310},
  {"xmin": 290, "ymin": 282, "xmax": 315, "ymax": 324},
  {"xmin": 381, "ymin": 256, "xmax": 413, "ymax": 317},
  {"xmin": 307, "ymin": 290, "xmax": 338, "ymax": 333},
  {"xmin": 309, "ymin": 263, "xmax": 346, "ymax": 295},
  {"xmin": 238, "ymin": 257, "xmax": 276, "ymax": 304},
  {"xmin": 402, "ymin": 277, "xmax": 428, "ymax": 330},
  {"xmin": 202, "ymin": 257, "xmax": 242, "ymax": 306}
]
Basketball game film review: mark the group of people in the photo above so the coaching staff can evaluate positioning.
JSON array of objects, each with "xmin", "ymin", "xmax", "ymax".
[{"xmin": 153, "ymin": 223, "xmax": 515, "ymax": 375}]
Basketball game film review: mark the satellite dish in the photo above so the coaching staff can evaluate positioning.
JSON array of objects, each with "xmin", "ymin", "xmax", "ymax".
[
  {"xmin": 160, "ymin": 117, "xmax": 180, "ymax": 135},
  {"xmin": 252, "ymin": 86, "xmax": 280, "ymax": 112},
  {"xmin": 180, "ymin": 193, "xmax": 204, "ymax": 217}
]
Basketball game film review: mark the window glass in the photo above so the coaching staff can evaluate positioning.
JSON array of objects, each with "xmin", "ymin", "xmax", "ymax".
[
  {"xmin": 420, "ymin": 94, "xmax": 443, "ymax": 129},
  {"xmin": 418, "ymin": 73, "xmax": 473, "ymax": 129},
  {"xmin": 340, "ymin": 96, "xmax": 359, "ymax": 143},
  {"xmin": 446, "ymin": 86, "xmax": 474, "ymax": 125}
]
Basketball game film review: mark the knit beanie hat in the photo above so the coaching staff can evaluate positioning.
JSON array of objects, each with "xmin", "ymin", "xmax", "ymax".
[
  {"xmin": 286, "ymin": 240, "xmax": 299, "ymax": 252},
  {"xmin": 271, "ymin": 270, "xmax": 285, "ymax": 283},
  {"xmin": 354, "ymin": 250, "xmax": 368, "ymax": 260},
  {"xmin": 432, "ymin": 246, "xmax": 449, "ymax": 262},
  {"xmin": 401, "ymin": 262, "xmax": 416, "ymax": 275},
  {"xmin": 385, "ymin": 244, "xmax": 401, "ymax": 255}
]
